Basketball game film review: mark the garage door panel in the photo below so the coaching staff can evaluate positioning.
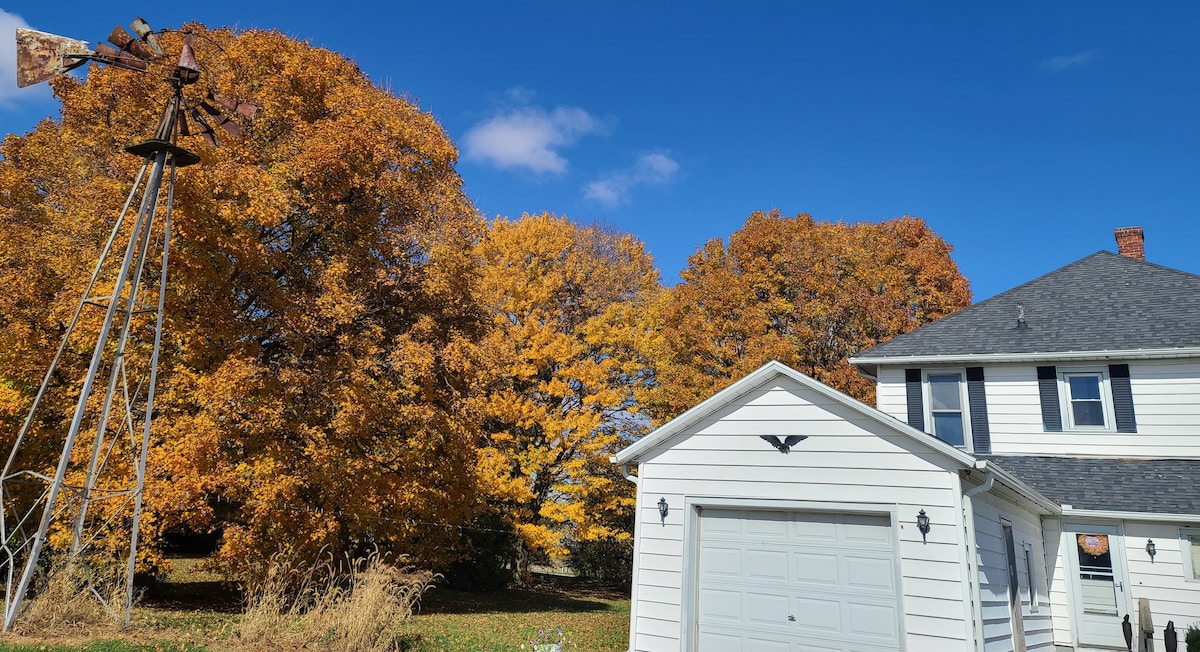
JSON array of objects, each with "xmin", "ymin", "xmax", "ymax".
[
  {"xmin": 794, "ymin": 596, "xmax": 842, "ymax": 632},
  {"xmin": 747, "ymin": 637, "xmax": 792, "ymax": 652},
  {"xmin": 698, "ymin": 509, "xmax": 902, "ymax": 652},
  {"xmin": 843, "ymin": 555, "xmax": 896, "ymax": 593},
  {"xmin": 700, "ymin": 544, "xmax": 742, "ymax": 576},
  {"xmin": 697, "ymin": 630, "xmax": 742, "ymax": 652},
  {"xmin": 746, "ymin": 512, "xmax": 789, "ymax": 538},
  {"xmin": 846, "ymin": 601, "xmax": 900, "ymax": 640},
  {"xmin": 748, "ymin": 549, "xmax": 791, "ymax": 582},
  {"xmin": 791, "ymin": 513, "xmax": 840, "ymax": 541},
  {"xmin": 794, "ymin": 550, "xmax": 842, "ymax": 585},
  {"xmin": 698, "ymin": 586, "xmax": 742, "ymax": 620},
  {"xmin": 842, "ymin": 515, "xmax": 892, "ymax": 543}
]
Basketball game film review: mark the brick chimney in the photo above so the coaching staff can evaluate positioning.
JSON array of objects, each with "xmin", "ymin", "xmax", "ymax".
[{"xmin": 1114, "ymin": 226, "xmax": 1145, "ymax": 261}]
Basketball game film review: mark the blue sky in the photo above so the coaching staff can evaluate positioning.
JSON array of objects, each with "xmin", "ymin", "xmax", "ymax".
[{"xmin": 1, "ymin": 3, "xmax": 1197, "ymax": 300}]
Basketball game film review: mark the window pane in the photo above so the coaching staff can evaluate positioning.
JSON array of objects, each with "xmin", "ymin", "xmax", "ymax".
[
  {"xmin": 1073, "ymin": 401, "xmax": 1105, "ymax": 426},
  {"xmin": 1189, "ymin": 535, "xmax": 1200, "ymax": 580},
  {"xmin": 929, "ymin": 374, "xmax": 962, "ymax": 410},
  {"xmin": 932, "ymin": 412, "xmax": 965, "ymax": 446},
  {"xmin": 1068, "ymin": 375, "xmax": 1102, "ymax": 400}
]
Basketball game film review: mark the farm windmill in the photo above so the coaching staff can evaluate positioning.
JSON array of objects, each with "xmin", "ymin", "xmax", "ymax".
[{"xmin": 2, "ymin": 19, "xmax": 255, "ymax": 630}]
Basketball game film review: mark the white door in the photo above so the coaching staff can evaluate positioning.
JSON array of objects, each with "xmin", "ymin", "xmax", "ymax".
[
  {"xmin": 695, "ymin": 508, "xmax": 902, "ymax": 652},
  {"xmin": 1066, "ymin": 523, "xmax": 1132, "ymax": 649}
]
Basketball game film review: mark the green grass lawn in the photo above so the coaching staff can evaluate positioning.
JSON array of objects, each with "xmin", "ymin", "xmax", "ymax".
[
  {"xmin": 397, "ymin": 580, "xmax": 630, "ymax": 651},
  {"xmin": 0, "ymin": 560, "xmax": 631, "ymax": 652}
]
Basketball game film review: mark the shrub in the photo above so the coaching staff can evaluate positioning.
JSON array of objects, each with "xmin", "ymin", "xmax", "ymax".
[
  {"xmin": 565, "ymin": 536, "xmax": 632, "ymax": 587},
  {"xmin": 1186, "ymin": 622, "xmax": 1200, "ymax": 652}
]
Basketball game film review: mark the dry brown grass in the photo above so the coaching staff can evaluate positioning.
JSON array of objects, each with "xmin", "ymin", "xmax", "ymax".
[
  {"xmin": 12, "ymin": 561, "xmax": 133, "ymax": 638},
  {"xmin": 237, "ymin": 549, "xmax": 434, "ymax": 651}
]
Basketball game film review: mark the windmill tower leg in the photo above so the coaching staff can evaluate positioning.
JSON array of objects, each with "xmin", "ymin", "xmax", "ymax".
[{"xmin": 1, "ymin": 144, "xmax": 173, "ymax": 631}]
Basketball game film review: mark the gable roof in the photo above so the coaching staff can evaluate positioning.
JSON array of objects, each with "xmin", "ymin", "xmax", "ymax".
[
  {"xmin": 982, "ymin": 456, "xmax": 1200, "ymax": 516},
  {"xmin": 613, "ymin": 360, "xmax": 976, "ymax": 466},
  {"xmin": 851, "ymin": 251, "xmax": 1200, "ymax": 371}
]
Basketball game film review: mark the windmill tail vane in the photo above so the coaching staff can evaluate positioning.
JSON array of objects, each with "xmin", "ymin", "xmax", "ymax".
[{"xmin": 3, "ymin": 17, "xmax": 255, "ymax": 631}]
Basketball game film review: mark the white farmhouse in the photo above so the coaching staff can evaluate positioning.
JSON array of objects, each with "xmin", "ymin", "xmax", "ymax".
[{"xmin": 614, "ymin": 227, "xmax": 1200, "ymax": 651}]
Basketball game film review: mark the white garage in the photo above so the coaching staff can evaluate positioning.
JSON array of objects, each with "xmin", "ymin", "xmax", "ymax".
[
  {"xmin": 613, "ymin": 362, "xmax": 1055, "ymax": 651},
  {"xmin": 695, "ymin": 508, "xmax": 903, "ymax": 652}
]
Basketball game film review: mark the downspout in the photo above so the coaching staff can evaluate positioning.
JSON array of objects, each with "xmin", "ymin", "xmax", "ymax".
[
  {"xmin": 962, "ymin": 468, "xmax": 995, "ymax": 652},
  {"xmin": 612, "ymin": 456, "xmax": 638, "ymax": 486}
]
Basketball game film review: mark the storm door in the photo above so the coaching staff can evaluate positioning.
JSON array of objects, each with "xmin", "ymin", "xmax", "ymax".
[{"xmin": 1067, "ymin": 523, "xmax": 1131, "ymax": 648}]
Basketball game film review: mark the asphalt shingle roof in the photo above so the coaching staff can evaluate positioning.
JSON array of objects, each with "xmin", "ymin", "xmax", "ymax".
[
  {"xmin": 983, "ymin": 455, "xmax": 1200, "ymax": 515},
  {"xmin": 856, "ymin": 251, "xmax": 1200, "ymax": 360}
]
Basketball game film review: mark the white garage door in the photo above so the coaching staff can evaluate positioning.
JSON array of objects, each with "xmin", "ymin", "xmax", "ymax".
[{"xmin": 696, "ymin": 508, "xmax": 902, "ymax": 652}]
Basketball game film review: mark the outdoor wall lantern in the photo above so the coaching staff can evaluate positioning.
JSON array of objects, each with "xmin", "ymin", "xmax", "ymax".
[
  {"xmin": 916, "ymin": 509, "xmax": 931, "ymax": 543},
  {"xmin": 658, "ymin": 497, "xmax": 669, "ymax": 526},
  {"xmin": 1146, "ymin": 538, "xmax": 1157, "ymax": 562}
]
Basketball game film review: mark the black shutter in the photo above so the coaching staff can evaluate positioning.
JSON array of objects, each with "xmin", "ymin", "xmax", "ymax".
[
  {"xmin": 1109, "ymin": 364, "xmax": 1137, "ymax": 433},
  {"xmin": 966, "ymin": 367, "xmax": 991, "ymax": 454},
  {"xmin": 1037, "ymin": 366, "xmax": 1062, "ymax": 432},
  {"xmin": 905, "ymin": 368, "xmax": 924, "ymax": 431}
]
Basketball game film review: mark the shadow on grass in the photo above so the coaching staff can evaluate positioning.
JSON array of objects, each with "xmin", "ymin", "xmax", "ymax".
[
  {"xmin": 140, "ymin": 580, "xmax": 243, "ymax": 614},
  {"xmin": 418, "ymin": 573, "xmax": 629, "ymax": 615}
]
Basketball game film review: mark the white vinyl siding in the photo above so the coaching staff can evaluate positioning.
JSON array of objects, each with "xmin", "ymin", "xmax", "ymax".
[
  {"xmin": 874, "ymin": 358, "xmax": 1200, "ymax": 457},
  {"xmin": 627, "ymin": 376, "xmax": 972, "ymax": 652},
  {"xmin": 1121, "ymin": 522, "xmax": 1200, "ymax": 633},
  {"xmin": 1042, "ymin": 518, "xmax": 1200, "ymax": 649},
  {"xmin": 973, "ymin": 494, "xmax": 1054, "ymax": 651},
  {"xmin": 1042, "ymin": 518, "xmax": 1074, "ymax": 647}
]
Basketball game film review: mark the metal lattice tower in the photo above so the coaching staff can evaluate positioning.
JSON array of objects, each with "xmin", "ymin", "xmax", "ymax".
[{"xmin": 2, "ymin": 20, "xmax": 253, "ymax": 630}]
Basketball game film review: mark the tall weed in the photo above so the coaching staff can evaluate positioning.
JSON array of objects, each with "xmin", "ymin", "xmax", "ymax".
[{"xmin": 238, "ymin": 548, "xmax": 434, "ymax": 651}]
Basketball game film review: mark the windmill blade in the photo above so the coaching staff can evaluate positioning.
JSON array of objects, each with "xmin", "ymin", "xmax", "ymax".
[
  {"xmin": 106, "ymin": 25, "xmax": 154, "ymax": 61},
  {"xmin": 198, "ymin": 101, "xmax": 242, "ymax": 138},
  {"xmin": 94, "ymin": 43, "xmax": 149, "ymax": 72},
  {"xmin": 15, "ymin": 28, "xmax": 93, "ymax": 87},
  {"xmin": 176, "ymin": 107, "xmax": 191, "ymax": 137},
  {"xmin": 189, "ymin": 108, "xmax": 219, "ymax": 147},
  {"xmin": 209, "ymin": 93, "xmax": 258, "ymax": 120},
  {"xmin": 128, "ymin": 18, "xmax": 164, "ymax": 58}
]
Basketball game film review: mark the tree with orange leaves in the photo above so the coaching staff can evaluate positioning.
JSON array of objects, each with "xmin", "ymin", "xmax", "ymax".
[
  {"xmin": 470, "ymin": 213, "xmax": 659, "ymax": 583},
  {"xmin": 0, "ymin": 26, "xmax": 484, "ymax": 575},
  {"xmin": 648, "ymin": 210, "xmax": 971, "ymax": 418}
]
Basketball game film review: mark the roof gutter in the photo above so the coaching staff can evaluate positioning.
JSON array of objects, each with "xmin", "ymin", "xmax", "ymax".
[
  {"xmin": 973, "ymin": 460, "xmax": 1062, "ymax": 515},
  {"xmin": 850, "ymin": 345, "xmax": 1200, "ymax": 372},
  {"xmin": 1061, "ymin": 506, "xmax": 1200, "ymax": 524}
]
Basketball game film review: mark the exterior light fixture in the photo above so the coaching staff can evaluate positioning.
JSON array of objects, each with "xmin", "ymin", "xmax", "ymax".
[
  {"xmin": 658, "ymin": 497, "xmax": 669, "ymax": 525},
  {"xmin": 1146, "ymin": 538, "xmax": 1157, "ymax": 561},
  {"xmin": 916, "ymin": 509, "xmax": 931, "ymax": 543}
]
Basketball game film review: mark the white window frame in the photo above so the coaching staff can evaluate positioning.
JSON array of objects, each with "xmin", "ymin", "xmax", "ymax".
[
  {"xmin": 1023, "ymin": 541, "xmax": 1039, "ymax": 612},
  {"xmin": 1181, "ymin": 528, "xmax": 1200, "ymax": 583},
  {"xmin": 923, "ymin": 369, "xmax": 971, "ymax": 450},
  {"xmin": 1057, "ymin": 367, "xmax": 1116, "ymax": 432}
]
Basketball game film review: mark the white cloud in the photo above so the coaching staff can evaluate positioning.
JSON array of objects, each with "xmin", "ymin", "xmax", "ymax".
[
  {"xmin": 0, "ymin": 10, "xmax": 53, "ymax": 107},
  {"xmin": 584, "ymin": 152, "xmax": 680, "ymax": 207},
  {"xmin": 462, "ymin": 98, "xmax": 604, "ymax": 174},
  {"xmin": 1039, "ymin": 50, "xmax": 1098, "ymax": 73}
]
